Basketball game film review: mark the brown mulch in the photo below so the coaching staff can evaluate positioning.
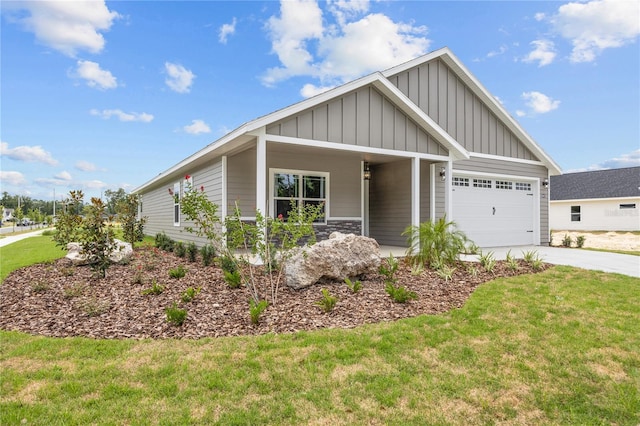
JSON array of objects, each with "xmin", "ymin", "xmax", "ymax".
[{"xmin": 0, "ymin": 247, "xmax": 549, "ymax": 339}]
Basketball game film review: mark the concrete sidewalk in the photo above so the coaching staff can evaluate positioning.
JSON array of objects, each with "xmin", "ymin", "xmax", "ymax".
[{"xmin": 0, "ymin": 229, "xmax": 51, "ymax": 248}]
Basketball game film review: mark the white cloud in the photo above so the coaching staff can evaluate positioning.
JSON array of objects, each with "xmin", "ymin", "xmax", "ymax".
[
  {"xmin": 83, "ymin": 180, "xmax": 109, "ymax": 190},
  {"xmin": 0, "ymin": 171, "xmax": 27, "ymax": 186},
  {"xmin": 90, "ymin": 109, "xmax": 154, "ymax": 122},
  {"xmin": 183, "ymin": 119, "xmax": 211, "ymax": 135},
  {"xmin": 521, "ymin": 91, "xmax": 560, "ymax": 115},
  {"xmin": 550, "ymin": 0, "xmax": 640, "ymax": 63},
  {"xmin": 165, "ymin": 62, "xmax": 195, "ymax": 93},
  {"xmin": 486, "ymin": 45, "xmax": 508, "ymax": 58},
  {"xmin": 75, "ymin": 160, "xmax": 102, "ymax": 172},
  {"xmin": 2, "ymin": 0, "xmax": 120, "ymax": 57},
  {"xmin": 534, "ymin": 12, "xmax": 546, "ymax": 22},
  {"xmin": 522, "ymin": 39, "xmax": 556, "ymax": 67},
  {"xmin": 219, "ymin": 18, "xmax": 237, "ymax": 44},
  {"xmin": 0, "ymin": 141, "xmax": 58, "ymax": 165},
  {"xmin": 588, "ymin": 149, "xmax": 640, "ymax": 170},
  {"xmin": 300, "ymin": 83, "xmax": 336, "ymax": 98},
  {"xmin": 55, "ymin": 171, "xmax": 72, "ymax": 181},
  {"xmin": 262, "ymin": 1, "xmax": 430, "ymax": 88},
  {"xmin": 74, "ymin": 60, "xmax": 118, "ymax": 90}
]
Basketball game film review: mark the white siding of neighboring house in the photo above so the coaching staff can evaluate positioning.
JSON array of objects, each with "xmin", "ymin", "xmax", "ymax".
[{"xmin": 550, "ymin": 198, "xmax": 640, "ymax": 232}]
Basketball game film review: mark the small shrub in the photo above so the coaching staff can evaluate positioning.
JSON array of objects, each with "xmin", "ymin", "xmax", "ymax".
[
  {"xmin": 403, "ymin": 216, "xmax": 469, "ymax": 267},
  {"xmin": 155, "ymin": 232, "xmax": 174, "ymax": 252},
  {"xmin": 31, "ymin": 281, "xmax": 49, "ymax": 293},
  {"xmin": 576, "ymin": 235, "xmax": 586, "ymax": 248},
  {"xmin": 379, "ymin": 254, "xmax": 399, "ymax": 284},
  {"xmin": 435, "ymin": 264, "xmax": 456, "ymax": 282},
  {"xmin": 316, "ymin": 288, "xmax": 338, "ymax": 312},
  {"xmin": 562, "ymin": 234, "xmax": 572, "ymax": 248},
  {"xmin": 132, "ymin": 266, "xmax": 144, "ymax": 284},
  {"xmin": 219, "ymin": 255, "xmax": 237, "ymax": 273},
  {"xmin": 186, "ymin": 242, "xmax": 198, "ymax": 262},
  {"xmin": 385, "ymin": 282, "xmax": 417, "ymax": 303},
  {"xmin": 466, "ymin": 264, "xmax": 480, "ymax": 278},
  {"xmin": 181, "ymin": 287, "xmax": 201, "ymax": 303},
  {"xmin": 344, "ymin": 277, "xmax": 362, "ymax": 293},
  {"xmin": 200, "ymin": 244, "xmax": 216, "ymax": 266},
  {"xmin": 82, "ymin": 297, "xmax": 110, "ymax": 317},
  {"xmin": 41, "ymin": 229, "xmax": 55, "ymax": 236},
  {"xmin": 478, "ymin": 251, "xmax": 496, "ymax": 273},
  {"xmin": 168, "ymin": 265, "xmax": 187, "ymax": 279},
  {"xmin": 60, "ymin": 266, "xmax": 75, "ymax": 277},
  {"xmin": 466, "ymin": 242, "xmax": 480, "ymax": 255},
  {"xmin": 224, "ymin": 270, "xmax": 242, "ymax": 289},
  {"xmin": 63, "ymin": 283, "xmax": 85, "ymax": 298},
  {"xmin": 522, "ymin": 250, "xmax": 539, "ymax": 264},
  {"xmin": 505, "ymin": 250, "xmax": 519, "ymax": 271},
  {"xmin": 174, "ymin": 241, "xmax": 186, "ymax": 258},
  {"xmin": 531, "ymin": 258, "xmax": 544, "ymax": 271},
  {"xmin": 141, "ymin": 280, "xmax": 164, "ymax": 295},
  {"xmin": 249, "ymin": 299, "xmax": 268, "ymax": 325},
  {"xmin": 410, "ymin": 263, "xmax": 424, "ymax": 276},
  {"xmin": 165, "ymin": 302, "xmax": 187, "ymax": 326}
]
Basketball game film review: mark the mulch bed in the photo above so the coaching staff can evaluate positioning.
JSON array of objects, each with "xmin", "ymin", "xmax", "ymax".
[{"xmin": 0, "ymin": 246, "xmax": 549, "ymax": 339}]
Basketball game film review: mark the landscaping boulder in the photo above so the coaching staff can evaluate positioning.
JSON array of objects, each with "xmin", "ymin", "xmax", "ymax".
[
  {"xmin": 283, "ymin": 232, "xmax": 381, "ymax": 289},
  {"xmin": 65, "ymin": 239, "xmax": 133, "ymax": 265}
]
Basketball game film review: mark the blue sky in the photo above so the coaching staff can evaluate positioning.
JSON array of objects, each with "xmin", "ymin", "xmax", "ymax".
[{"xmin": 1, "ymin": 0, "xmax": 639, "ymax": 201}]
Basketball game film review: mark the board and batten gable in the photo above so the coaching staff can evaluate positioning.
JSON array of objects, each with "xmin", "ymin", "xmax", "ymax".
[
  {"xmin": 141, "ymin": 159, "xmax": 224, "ymax": 246},
  {"xmin": 386, "ymin": 58, "xmax": 538, "ymax": 161},
  {"xmin": 266, "ymin": 85, "xmax": 449, "ymax": 156}
]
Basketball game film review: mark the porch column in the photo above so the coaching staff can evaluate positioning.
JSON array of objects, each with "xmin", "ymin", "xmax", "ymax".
[
  {"xmin": 411, "ymin": 156, "xmax": 420, "ymax": 230},
  {"xmin": 255, "ymin": 131, "xmax": 267, "ymax": 215}
]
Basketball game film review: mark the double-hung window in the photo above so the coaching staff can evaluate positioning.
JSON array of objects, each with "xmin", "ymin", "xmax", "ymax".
[
  {"xmin": 570, "ymin": 205, "xmax": 581, "ymax": 222},
  {"xmin": 272, "ymin": 170, "xmax": 327, "ymax": 223},
  {"xmin": 173, "ymin": 182, "xmax": 181, "ymax": 226}
]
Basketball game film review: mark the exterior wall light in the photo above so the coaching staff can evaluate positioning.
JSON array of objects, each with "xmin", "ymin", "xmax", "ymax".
[
  {"xmin": 542, "ymin": 178, "xmax": 549, "ymax": 188},
  {"xmin": 439, "ymin": 167, "xmax": 446, "ymax": 181},
  {"xmin": 363, "ymin": 162, "xmax": 371, "ymax": 180}
]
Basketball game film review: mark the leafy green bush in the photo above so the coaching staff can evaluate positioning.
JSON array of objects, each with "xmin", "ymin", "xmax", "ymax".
[
  {"xmin": 174, "ymin": 241, "xmax": 186, "ymax": 258},
  {"xmin": 562, "ymin": 234, "xmax": 572, "ymax": 248},
  {"xmin": 141, "ymin": 280, "xmax": 164, "ymax": 295},
  {"xmin": 181, "ymin": 287, "xmax": 201, "ymax": 303},
  {"xmin": 186, "ymin": 242, "xmax": 198, "ymax": 262},
  {"xmin": 116, "ymin": 193, "xmax": 146, "ymax": 246},
  {"xmin": 249, "ymin": 299, "xmax": 268, "ymax": 325},
  {"xmin": 576, "ymin": 235, "xmax": 586, "ymax": 248},
  {"xmin": 403, "ymin": 217, "xmax": 469, "ymax": 267},
  {"xmin": 200, "ymin": 244, "xmax": 215, "ymax": 266},
  {"xmin": 155, "ymin": 232, "xmax": 174, "ymax": 252},
  {"xmin": 505, "ymin": 250, "xmax": 519, "ymax": 271},
  {"xmin": 435, "ymin": 264, "xmax": 456, "ymax": 282},
  {"xmin": 81, "ymin": 197, "xmax": 116, "ymax": 278},
  {"xmin": 316, "ymin": 288, "xmax": 338, "ymax": 312},
  {"xmin": 478, "ymin": 251, "xmax": 496, "ymax": 273},
  {"xmin": 385, "ymin": 283, "xmax": 417, "ymax": 303},
  {"xmin": 165, "ymin": 302, "xmax": 187, "ymax": 326},
  {"xmin": 168, "ymin": 265, "xmax": 187, "ymax": 279},
  {"xmin": 378, "ymin": 253, "xmax": 399, "ymax": 284},
  {"xmin": 224, "ymin": 270, "xmax": 242, "ymax": 289}
]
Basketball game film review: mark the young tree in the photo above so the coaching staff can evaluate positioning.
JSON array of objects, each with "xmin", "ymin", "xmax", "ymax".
[
  {"xmin": 116, "ymin": 193, "xmax": 147, "ymax": 246},
  {"xmin": 53, "ymin": 191, "xmax": 84, "ymax": 248},
  {"xmin": 104, "ymin": 188, "xmax": 127, "ymax": 215},
  {"xmin": 81, "ymin": 197, "xmax": 116, "ymax": 278}
]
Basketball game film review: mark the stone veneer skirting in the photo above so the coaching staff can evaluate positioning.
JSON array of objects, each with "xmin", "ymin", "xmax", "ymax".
[{"xmin": 313, "ymin": 220, "xmax": 362, "ymax": 241}]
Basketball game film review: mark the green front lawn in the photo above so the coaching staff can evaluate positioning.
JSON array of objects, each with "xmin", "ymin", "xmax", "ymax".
[
  {"xmin": 0, "ymin": 236, "xmax": 65, "ymax": 281},
  {"xmin": 1, "ymin": 263, "xmax": 638, "ymax": 424}
]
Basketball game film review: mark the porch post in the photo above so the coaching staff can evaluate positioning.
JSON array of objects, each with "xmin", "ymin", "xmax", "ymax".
[
  {"xmin": 411, "ymin": 156, "xmax": 420, "ymax": 229},
  {"xmin": 255, "ymin": 131, "xmax": 267, "ymax": 215}
]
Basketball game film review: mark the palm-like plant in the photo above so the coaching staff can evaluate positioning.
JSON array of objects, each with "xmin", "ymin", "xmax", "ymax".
[{"xmin": 402, "ymin": 216, "xmax": 470, "ymax": 267}]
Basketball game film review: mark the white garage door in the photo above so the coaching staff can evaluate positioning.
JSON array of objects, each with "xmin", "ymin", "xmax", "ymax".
[{"xmin": 452, "ymin": 176, "xmax": 535, "ymax": 247}]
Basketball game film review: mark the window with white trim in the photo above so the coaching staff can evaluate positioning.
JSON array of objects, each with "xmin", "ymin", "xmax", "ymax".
[
  {"xmin": 620, "ymin": 203, "xmax": 636, "ymax": 209},
  {"xmin": 452, "ymin": 177, "xmax": 469, "ymax": 187},
  {"xmin": 571, "ymin": 205, "xmax": 581, "ymax": 222},
  {"xmin": 173, "ymin": 182, "xmax": 181, "ymax": 226},
  {"xmin": 495, "ymin": 180, "xmax": 513, "ymax": 190},
  {"xmin": 273, "ymin": 170, "xmax": 327, "ymax": 223},
  {"xmin": 473, "ymin": 178, "xmax": 492, "ymax": 188}
]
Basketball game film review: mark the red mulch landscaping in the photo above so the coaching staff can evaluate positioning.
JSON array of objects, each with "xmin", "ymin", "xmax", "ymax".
[{"xmin": 0, "ymin": 246, "xmax": 549, "ymax": 339}]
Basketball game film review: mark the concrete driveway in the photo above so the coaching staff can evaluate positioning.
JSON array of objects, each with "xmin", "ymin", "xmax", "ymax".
[{"xmin": 469, "ymin": 246, "xmax": 640, "ymax": 278}]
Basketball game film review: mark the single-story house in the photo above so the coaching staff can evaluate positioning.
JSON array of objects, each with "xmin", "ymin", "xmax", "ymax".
[
  {"xmin": 133, "ymin": 47, "xmax": 561, "ymax": 248},
  {"xmin": 550, "ymin": 167, "xmax": 640, "ymax": 232}
]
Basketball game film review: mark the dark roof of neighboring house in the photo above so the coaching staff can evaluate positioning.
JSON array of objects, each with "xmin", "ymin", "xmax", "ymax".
[{"xmin": 550, "ymin": 166, "xmax": 640, "ymax": 201}]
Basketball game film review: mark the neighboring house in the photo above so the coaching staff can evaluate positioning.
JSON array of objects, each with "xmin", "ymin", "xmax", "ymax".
[
  {"xmin": 133, "ymin": 47, "xmax": 561, "ymax": 248},
  {"xmin": 550, "ymin": 167, "xmax": 640, "ymax": 232},
  {"xmin": 2, "ymin": 208, "xmax": 14, "ymax": 222}
]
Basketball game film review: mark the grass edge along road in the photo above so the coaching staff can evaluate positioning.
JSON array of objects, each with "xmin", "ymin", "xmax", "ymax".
[{"xmin": 1, "ymin": 258, "xmax": 639, "ymax": 424}]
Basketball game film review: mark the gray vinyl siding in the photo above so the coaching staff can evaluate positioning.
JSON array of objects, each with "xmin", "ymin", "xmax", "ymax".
[
  {"xmin": 369, "ymin": 160, "xmax": 411, "ymax": 246},
  {"xmin": 387, "ymin": 59, "xmax": 538, "ymax": 161},
  {"xmin": 434, "ymin": 162, "xmax": 447, "ymax": 220},
  {"xmin": 141, "ymin": 159, "xmax": 223, "ymax": 247},
  {"xmin": 227, "ymin": 148, "xmax": 256, "ymax": 216},
  {"xmin": 420, "ymin": 160, "xmax": 431, "ymax": 223},
  {"xmin": 453, "ymin": 157, "xmax": 550, "ymax": 244},
  {"xmin": 266, "ymin": 86, "xmax": 448, "ymax": 156}
]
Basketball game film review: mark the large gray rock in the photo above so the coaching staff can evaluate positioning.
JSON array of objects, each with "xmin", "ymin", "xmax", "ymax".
[
  {"xmin": 65, "ymin": 239, "xmax": 133, "ymax": 265},
  {"xmin": 283, "ymin": 232, "xmax": 381, "ymax": 289}
]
